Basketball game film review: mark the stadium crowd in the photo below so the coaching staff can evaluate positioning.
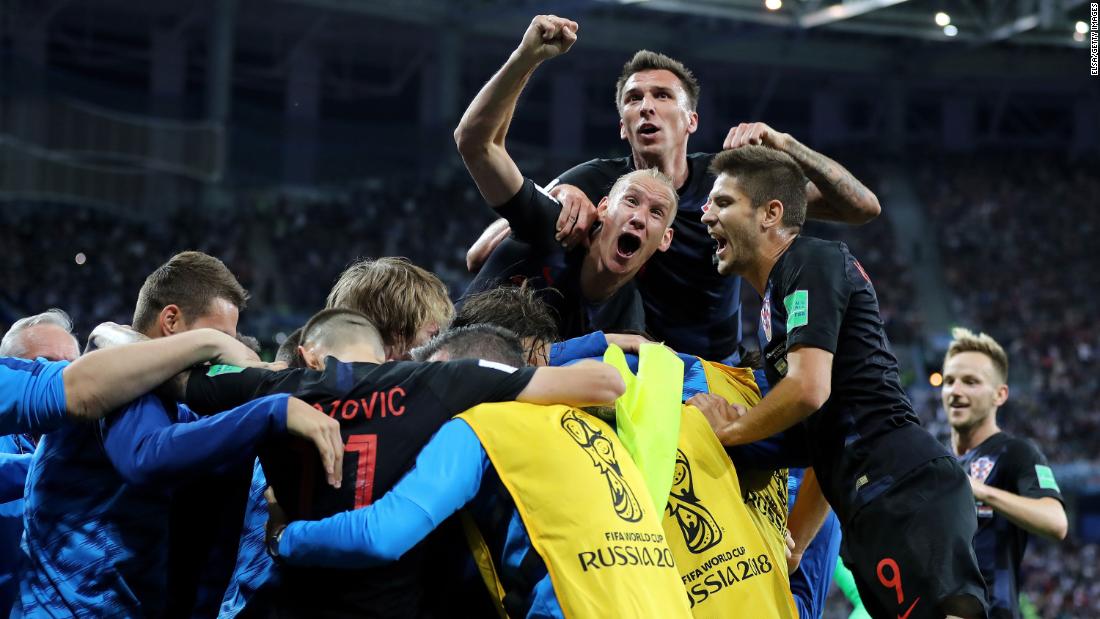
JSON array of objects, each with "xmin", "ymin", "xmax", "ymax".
[{"xmin": 1, "ymin": 14, "xmax": 1093, "ymax": 619}]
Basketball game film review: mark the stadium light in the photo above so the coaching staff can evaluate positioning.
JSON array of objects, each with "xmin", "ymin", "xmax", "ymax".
[
  {"xmin": 943, "ymin": 24, "xmax": 958, "ymax": 37},
  {"xmin": 74, "ymin": 252, "xmax": 87, "ymax": 265},
  {"xmin": 935, "ymin": 11, "xmax": 950, "ymax": 27},
  {"xmin": 929, "ymin": 372, "xmax": 943, "ymax": 387},
  {"xmin": 1074, "ymin": 31, "xmax": 1085, "ymax": 42},
  {"xmin": 765, "ymin": 0, "xmax": 782, "ymax": 10},
  {"xmin": 1075, "ymin": 21, "xmax": 1089, "ymax": 35}
]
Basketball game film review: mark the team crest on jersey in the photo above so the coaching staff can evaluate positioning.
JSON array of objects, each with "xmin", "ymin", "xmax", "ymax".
[
  {"xmin": 666, "ymin": 449, "xmax": 722, "ymax": 554},
  {"xmin": 561, "ymin": 411, "xmax": 644, "ymax": 523},
  {"xmin": 969, "ymin": 457, "xmax": 995, "ymax": 483},
  {"xmin": 761, "ymin": 288, "xmax": 773, "ymax": 342}
]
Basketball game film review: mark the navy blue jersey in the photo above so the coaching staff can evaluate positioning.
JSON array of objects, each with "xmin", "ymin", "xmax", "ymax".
[
  {"xmin": 463, "ymin": 178, "xmax": 646, "ymax": 339},
  {"xmin": 553, "ymin": 154, "xmax": 742, "ymax": 362},
  {"xmin": 957, "ymin": 432, "xmax": 1063, "ymax": 619},
  {"xmin": 184, "ymin": 358, "xmax": 536, "ymax": 618},
  {"xmin": 19, "ymin": 393, "xmax": 288, "ymax": 618},
  {"xmin": 759, "ymin": 236, "xmax": 948, "ymax": 525}
]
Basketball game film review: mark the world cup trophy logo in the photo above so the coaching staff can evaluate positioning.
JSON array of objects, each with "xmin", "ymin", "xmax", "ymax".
[
  {"xmin": 666, "ymin": 449, "xmax": 722, "ymax": 554},
  {"xmin": 560, "ymin": 410, "xmax": 644, "ymax": 523}
]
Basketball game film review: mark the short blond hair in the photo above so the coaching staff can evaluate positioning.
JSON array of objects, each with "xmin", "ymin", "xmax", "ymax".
[
  {"xmin": 607, "ymin": 168, "xmax": 679, "ymax": 221},
  {"xmin": 326, "ymin": 257, "xmax": 454, "ymax": 354},
  {"xmin": 944, "ymin": 327, "xmax": 1008, "ymax": 383}
]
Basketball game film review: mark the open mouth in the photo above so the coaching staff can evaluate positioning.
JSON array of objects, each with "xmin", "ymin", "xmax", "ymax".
[
  {"xmin": 711, "ymin": 234, "xmax": 728, "ymax": 255},
  {"xmin": 616, "ymin": 232, "xmax": 642, "ymax": 258},
  {"xmin": 638, "ymin": 123, "xmax": 659, "ymax": 136}
]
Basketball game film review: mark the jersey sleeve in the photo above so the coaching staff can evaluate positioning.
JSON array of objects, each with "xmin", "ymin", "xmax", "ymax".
[
  {"xmin": 426, "ymin": 359, "xmax": 537, "ymax": 414},
  {"xmin": 102, "ymin": 393, "xmax": 289, "ymax": 487},
  {"xmin": 780, "ymin": 245, "xmax": 852, "ymax": 354},
  {"xmin": 0, "ymin": 358, "xmax": 70, "ymax": 435},
  {"xmin": 549, "ymin": 332, "xmax": 609, "ymax": 366},
  {"xmin": 1007, "ymin": 440, "xmax": 1064, "ymax": 502},
  {"xmin": 550, "ymin": 158, "xmax": 616, "ymax": 203},
  {"xmin": 184, "ymin": 365, "xmax": 276, "ymax": 416},
  {"xmin": 279, "ymin": 419, "xmax": 489, "ymax": 567},
  {"xmin": 495, "ymin": 178, "xmax": 563, "ymax": 253}
]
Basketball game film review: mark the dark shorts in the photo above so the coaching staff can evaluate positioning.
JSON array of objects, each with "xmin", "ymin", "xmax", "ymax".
[{"xmin": 840, "ymin": 457, "xmax": 989, "ymax": 619}]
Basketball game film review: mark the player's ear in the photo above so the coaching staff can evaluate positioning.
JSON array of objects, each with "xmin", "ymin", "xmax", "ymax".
[
  {"xmin": 686, "ymin": 109, "xmax": 698, "ymax": 135},
  {"xmin": 299, "ymin": 345, "xmax": 325, "ymax": 371},
  {"xmin": 657, "ymin": 226, "xmax": 674, "ymax": 252},
  {"xmin": 597, "ymin": 196, "xmax": 611, "ymax": 216},
  {"xmin": 619, "ymin": 118, "xmax": 627, "ymax": 141},
  {"xmin": 158, "ymin": 305, "xmax": 184, "ymax": 336},
  {"xmin": 994, "ymin": 383, "xmax": 1009, "ymax": 407},
  {"xmin": 761, "ymin": 199, "xmax": 784, "ymax": 230}
]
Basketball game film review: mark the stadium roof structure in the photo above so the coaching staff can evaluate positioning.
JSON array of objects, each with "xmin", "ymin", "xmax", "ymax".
[{"xmin": 292, "ymin": 0, "xmax": 1092, "ymax": 48}]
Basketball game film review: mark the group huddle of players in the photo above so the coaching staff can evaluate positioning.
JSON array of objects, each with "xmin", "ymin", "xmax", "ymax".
[{"xmin": 0, "ymin": 13, "xmax": 1068, "ymax": 619}]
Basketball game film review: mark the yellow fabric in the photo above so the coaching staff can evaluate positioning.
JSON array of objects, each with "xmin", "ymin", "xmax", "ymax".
[
  {"xmin": 603, "ymin": 343, "xmax": 683, "ymax": 513},
  {"xmin": 460, "ymin": 403, "xmax": 692, "ymax": 619},
  {"xmin": 458, "ymin": 510, "xmax": 509, "ymax": 619},
  {"xmin": 664, "ymin": 405, "xmax": 798, "ymax": 618},
  {"xmin": 699, "ymin": 360, "xmax": 791, "ymax": 568}
]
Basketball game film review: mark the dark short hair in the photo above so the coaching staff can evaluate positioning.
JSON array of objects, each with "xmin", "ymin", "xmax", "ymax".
[
  {"xmin": 132, "ymin": 251, "xmax": 248, "ymax": 333},
  {"xmin": 709, "ymin": 146, "xmax": 808, "ymax": 228},
  {"xmin": 275, "ymin": 327, "xmax": 305, "ymax": 367},
  {"xmin": 615, "ymin": 50, "xmax": 700, "ymax": 113},
  {"xmin": 411, "ymin": 324, "xmax": 526, "ymax": 368},
  {"xmin": 455, "ymin": 284, "xmax": 559, "ymax": 346},
  {"xmin": 300, "ymin": 308, "xmax": 384, "ymax": 357}
]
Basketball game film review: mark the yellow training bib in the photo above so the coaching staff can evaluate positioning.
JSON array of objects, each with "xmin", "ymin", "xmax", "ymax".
[
  {"xmin": 460, "ymin": 403, "xmax": 692, "ymax": 619},
  {"xmin": 664, "ymin": 405, "xmax": 798, "ymax": 619}
]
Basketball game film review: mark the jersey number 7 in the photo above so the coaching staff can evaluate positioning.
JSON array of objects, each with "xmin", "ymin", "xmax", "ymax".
[{"xmin": 345, "ymin": 434, "xmax": 378, "ymax": 509}]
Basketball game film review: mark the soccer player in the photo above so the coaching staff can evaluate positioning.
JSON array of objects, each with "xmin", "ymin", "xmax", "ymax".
[
  {"xmin": 943, "ymin": 328, "xmax": 1067, "ymax": 619},
  {"xmin": 466, "ymin": 23, "xmax": 881, "ymax": 364},
  {"xmin": 180, "ymin": 309, "xmax": 625, "ymax": 617},
  {"xmin": 455, "ymin": 15, "xmax": 678, "ymax": 339},
  {"xmin": 0, "ymin": 309, "xmax": 80, "ymax": 612},
  {"xmin": 326, "ymin": 256, "xmax": 454, "ymax": 359},
  {"xmin": 697, "ymin": 146, "xmax": 988, "ymax": 619},
  {"xmin": 266, "ymin": 325, "xmax": 691, "ymax": 619},
  {"xmin": 19, "ymin": 252, "xmax": 344, "ymax": 618},
  {"xmin": 452, "ymin": 284, "xmax": 560, "ymax": 366}
]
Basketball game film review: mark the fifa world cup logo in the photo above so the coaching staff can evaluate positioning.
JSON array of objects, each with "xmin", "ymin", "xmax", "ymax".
[
  {"xmin": 666, "ymin": 449, "xmax": 722, "ymax": 554},
  {"xmin": 561, "ymin": 410, "xmax": 644, "ymax": 523}
]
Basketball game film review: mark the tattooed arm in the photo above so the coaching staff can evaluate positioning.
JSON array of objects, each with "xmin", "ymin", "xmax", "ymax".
[{"xmin": 723, "ymin": 122, "xmax": 881, "ymax": 224}]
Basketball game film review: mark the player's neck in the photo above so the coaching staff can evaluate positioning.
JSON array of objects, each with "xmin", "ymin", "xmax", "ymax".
[
  {"xmin": 745, "ymin": 232, "xmax": 799, "ymax": 295},
  {"xmin": 631, "ymin": 147, "xmax": 689, "ymax": 190},
  {"xmin": 951, "ymin": 417, "xmax": 1001, "ymax": 455},
  {"xmin": 579, "ymin": 253, "xmax": 629, "ymax": 303}
]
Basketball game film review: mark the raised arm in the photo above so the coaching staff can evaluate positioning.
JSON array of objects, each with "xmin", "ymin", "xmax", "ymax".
[
  {"xmin": 453, "ymin": 15, "xmax": 577, "ymax": 206},
  {"xmin": 723, "ymin": 123, "xmax": 881, "ymax": 224}
]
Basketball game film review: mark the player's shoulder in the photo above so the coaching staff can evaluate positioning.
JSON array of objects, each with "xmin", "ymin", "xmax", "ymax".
[
  {"xmin": 781, "ymin": 236, "xmax": 847, "ymax": 270},
  {"xmin": 554, "ymin": 156, "xmax": 632, "ymax": 184},
  {"xmin": 994, "ymin": 431, "xmax": 1048, "ymax": 462}
]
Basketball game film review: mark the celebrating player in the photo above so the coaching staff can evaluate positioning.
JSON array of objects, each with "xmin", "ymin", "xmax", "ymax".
[
  {"xmin": 180, "ymin": 308, "xmax": 625, "ymax": 617},
  {"xmin": 455, "ymin": 15, "xmax": 678, "ymax": 339},
  {"xmin": 696, "ymin": 146, "xmax": 988, "ymax": 619},
  {"xmin": 944, "ymin": 328, "xmax": 1067, "ymax": 619}
]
